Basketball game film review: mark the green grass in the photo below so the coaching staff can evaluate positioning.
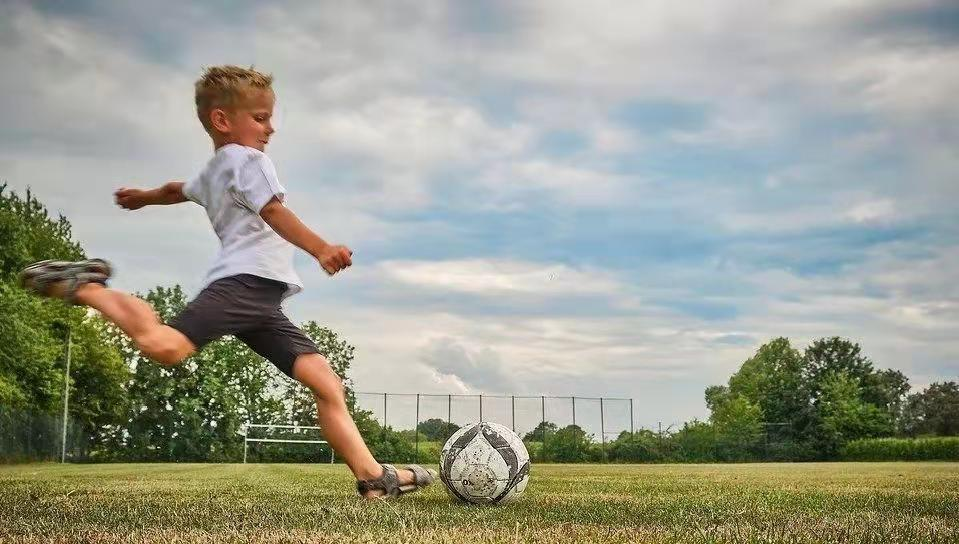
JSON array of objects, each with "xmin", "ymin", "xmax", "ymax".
[{"xmin": 1, "ymin": 463, "xmax": 957, "ymax": 543}]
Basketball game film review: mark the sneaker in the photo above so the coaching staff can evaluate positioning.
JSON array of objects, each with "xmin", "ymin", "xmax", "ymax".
[{"xmin": 19, "ymin": 258, "xmax": 113, "ymax": 305}]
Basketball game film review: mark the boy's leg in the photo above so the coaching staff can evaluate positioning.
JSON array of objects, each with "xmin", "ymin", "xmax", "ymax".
[
  {"xmin": 74, "ymin": 283, "xmax": 195, "ymax": 366},
  {"xmin": 291, "ymin": 354, "xmax": 419, "ymax": 497}
]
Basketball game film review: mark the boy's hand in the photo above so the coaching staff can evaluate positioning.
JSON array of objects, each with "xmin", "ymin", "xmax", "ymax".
[
  {"xmin": 114, "ymin": 188, "xmax": 149, "ymax": 210},
  {"xmin": 317, "ymin": 245, "xmax": 353, "ymax": 276}
]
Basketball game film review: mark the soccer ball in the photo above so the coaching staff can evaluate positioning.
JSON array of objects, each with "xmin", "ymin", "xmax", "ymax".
[{"xmin": 439, "ymin": 421, "xmax": 530, "ymax": 504}]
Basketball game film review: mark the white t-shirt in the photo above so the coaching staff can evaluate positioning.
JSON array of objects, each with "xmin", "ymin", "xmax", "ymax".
[{"xmin": 183, "ymin": 143, "xmax": 302, "ymax": 299}]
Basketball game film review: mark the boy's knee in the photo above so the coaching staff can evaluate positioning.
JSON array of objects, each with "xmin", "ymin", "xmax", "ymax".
[
  {"xmin": 294, "ymin": 354, "xmax": 345, "ymax": 399},
  {"xmin": 152, "ymin": 348, "xmax": 188, "ymax": 367},
  {"xmin": 137, "ymin": 329, "xmax": 193, "ymax": 367}
]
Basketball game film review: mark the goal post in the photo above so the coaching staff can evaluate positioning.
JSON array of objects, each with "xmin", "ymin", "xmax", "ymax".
[{"xmin": 243, "ymin": 423, "xmax": 334, "ymax": 464}]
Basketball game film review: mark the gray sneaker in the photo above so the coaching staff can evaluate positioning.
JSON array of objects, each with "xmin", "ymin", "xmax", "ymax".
[{"xmin": 19, "ymin": 259, "xmax": 113, "ymax": 305}]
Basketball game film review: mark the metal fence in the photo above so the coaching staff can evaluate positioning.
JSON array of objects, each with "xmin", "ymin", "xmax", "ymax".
[
  {"xmin": 0, "ymin": 406, "xmax": 88, "ymax": 463},
  {"xmin": 354, "ymin": 392, "xmax": 635, "ymax": 461}
]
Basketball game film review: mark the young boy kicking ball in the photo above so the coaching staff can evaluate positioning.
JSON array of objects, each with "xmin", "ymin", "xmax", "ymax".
[{"xmin": 20, "ymin": 65, "xmax": 435, "ymax": 499}]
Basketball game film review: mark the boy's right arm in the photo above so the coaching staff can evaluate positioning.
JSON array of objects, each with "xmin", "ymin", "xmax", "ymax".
[
  {"xmin": 259, "ymin": 198, "xmax": 353, "ymax": 276},
  {"xmin": 115, "ymin": 182, "xmax": 188, "ymax": 210}
]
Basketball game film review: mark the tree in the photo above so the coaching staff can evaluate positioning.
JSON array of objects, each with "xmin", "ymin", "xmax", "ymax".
[
  {"xmin": 704, "ymin": 338, "xmax": 810, "ymax": 459},
  {"xmin": 817, "ymin": 372, "xmax": 893, "ymax": 455},
  {"xmin": 523, "ymin": 421, "xmax": 558, "ymax": 442},
  {"xmin": 901, "ymin": 382, "xmax": 959, "ymax": 437},
  {"xmin": 728, "ymin": 337, "xmax": 808, "ymax": 442},
  {"xmin": 287, "ymin": 321, "xmax": 357, "ymax": 427},
  {"xmin": 417, "ymin": 418, "xmax": 460, "ymax": 441},
  {"xmin": 544, "ymin": 424, "xmax": 593, "ymax": 462},
  {"xmin": 353, "ymin": 409, "xmax": 415, "ymax": 462},
  {"xmin": 1, "ymin": 185, "xmax": 86, "ymax": 409},
  {"xmin": 804, "ymin": 337, "xmax": 876, "ymax": 403},
  {"xmin": 710, "ymin": 394, "xmax": 764, "ymax": 461},
  {"xmin": 0, "ymin": 184, "xmax": 83, "ymax": 282},
  {"xmin": 672, "ymin": 420, "xmax": 717, "ymax": 462},
  {"xmin": 0, "ymin": 185, "xmax": 126, "ymax": 459},
  {"xmin": 102, "ymin": 285, "xmax": 288, "ymax": 461},
  {"xmin": 608, "ymin": 430, "xmax": 664, "ymax": 462}
]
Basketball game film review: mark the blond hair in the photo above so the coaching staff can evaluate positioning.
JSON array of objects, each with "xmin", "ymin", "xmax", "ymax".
[{"xmin": 194, "ymin": 65, "xmax": 274, "ymax": 132}]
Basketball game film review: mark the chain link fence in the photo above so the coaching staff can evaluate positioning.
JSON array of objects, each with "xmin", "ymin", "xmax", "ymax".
[
  {"xmin": 354, "ymin": 392, "xmax": 635, "ymax": 463},
  {"xmin": 0, "ymin": 406, "xmax": 88, "ymax": 463}
]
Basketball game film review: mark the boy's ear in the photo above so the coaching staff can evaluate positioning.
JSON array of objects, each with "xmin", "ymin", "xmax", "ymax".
[{"xmin": 210, "ymin": 108, "xmax": 231, "ymax": 133}]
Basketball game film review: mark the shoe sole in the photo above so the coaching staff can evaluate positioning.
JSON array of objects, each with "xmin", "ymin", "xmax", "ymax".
[{"xmin": 19, "ymin": 259, "xmax": 113, "ymax": 302}]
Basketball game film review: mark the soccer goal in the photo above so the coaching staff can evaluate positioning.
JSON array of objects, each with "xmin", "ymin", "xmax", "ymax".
[{"xmin": 242, "ymin": 423, "xmax": 334, "ymax": 464}]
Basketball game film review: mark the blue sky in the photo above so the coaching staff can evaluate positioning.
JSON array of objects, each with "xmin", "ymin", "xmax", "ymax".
[{"xmin": 2, "ymin": 0, "xmax": 957, "ymax": 436}]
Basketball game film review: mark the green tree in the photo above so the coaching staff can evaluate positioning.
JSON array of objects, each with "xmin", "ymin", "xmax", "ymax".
[
  {"xmin": 288, "ymin": 321, "xmax": 357, "ymax": 427},
  {"xmin": 817, "ymin": 372, "xmax": 893, "ymax": 455},
  {"xmin": 865, "ymin": 368, "xmax": 910, "ymax": 419},
  {"xmin": 728, "ymin": 338, "xmax": 808, "ymax": 442},
  {"xmin": 901, "ymin": 382, "xmax": 959, "ymax": 437},
  {"xmin": 710, "ymin": 394, "xmax": 764, "ymax": 461},
  {"xmin": 543, "ymin": 424, "xmax": 593, "ymax": 462},
  {"xmin": 103, "ymin": 285, "xmax": 287, "ymax": 461},
  {"xmin": 0, "ymin": 185, "xmax": 126, "ymax": 458},
  {"xmin": 353, "ymin": 409, "xmax": 415, "ymax": 462},
  {"xmin": 417, "ymin": 418, "xmax": 460, "ymax": 441},
  {"xmin": 803, "ymin": 337, "xmax": 900, "ymax": 407},
  {"xmin": 523, "ymin": 421, "xmax": 558, "ymax": 442},
  {"xmin": 608, "ymin": 429, "xmax": 664, "ymax": 462},
  {"xmin": 672, "ymin": 420, "xmax": 717, "ymax": 462}
]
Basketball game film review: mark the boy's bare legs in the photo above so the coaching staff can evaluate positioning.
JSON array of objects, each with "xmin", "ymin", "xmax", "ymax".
[
  {"xmin": 73, "ymin": 283, "xmax": 408, "ymax": 496},
  {"xmin": 73, "ymin": 283, "xmax": 195, "ymax": 366},
  {"xmin": 292, "ymin": 354, "xmax": 417, "ymax": 497}
]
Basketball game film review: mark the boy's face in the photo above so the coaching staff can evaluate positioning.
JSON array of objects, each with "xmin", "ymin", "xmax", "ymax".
[{"xmin": 211, "ymin": 89, "xmax": 275, "ymax": 152}]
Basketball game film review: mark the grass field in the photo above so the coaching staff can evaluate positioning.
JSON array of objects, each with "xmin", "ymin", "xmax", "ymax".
[{"xmin": 1, "ymin": 462, "xmax": 957, "ymax": 543}]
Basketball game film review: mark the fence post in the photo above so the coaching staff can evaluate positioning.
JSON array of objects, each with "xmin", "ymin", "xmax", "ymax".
[
  {"xmin": 572, "ymin": 396, "xmax": 576, "ymax": 427},
  {"xmin": 60, "ymin": 328, "xmax": 72, "ymax": 463},
  {"xmin": 382, "ymin": 393, "xmax": 387, "ymax": 444},
  {"xmin": 630, "ymin": 398, "xmax": 635, "ymax": 436},
  {"xmin": 541, "ymin": 395, "xmax": 546, "ymax": 462},
  {"xmin": 600, "ymin": 397, "xmax": 606, "ymax": 462},
  {"xmin": 415, "ymin": 394, "xmax": 420, "ymax": 463}
]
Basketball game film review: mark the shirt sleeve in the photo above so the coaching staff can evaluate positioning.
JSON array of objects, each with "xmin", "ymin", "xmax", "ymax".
[
  {"xmin": 181, "ymin": 176, "xmax": 202, "ymax": 205},
  {"xmin": 232, "ymin": 152, "xmax": 287, "ymax": 213}
]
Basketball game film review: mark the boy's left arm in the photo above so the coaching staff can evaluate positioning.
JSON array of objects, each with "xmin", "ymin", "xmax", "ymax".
[{"xmin": 115, "ymin": 182, "xmax": 188, "ymax": 210}]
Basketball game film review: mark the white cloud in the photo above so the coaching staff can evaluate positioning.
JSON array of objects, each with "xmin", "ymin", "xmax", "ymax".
[
  {"xmin": 475, "ymin": 160, "xmax": 635, "ymax": 208},
  {"xmin": 378, "ymin": 258, "xmax": 629, "ymax": 299},
  {"xmin": 845, "ymin": 199, "xmax": 896, "ymax": 224}
]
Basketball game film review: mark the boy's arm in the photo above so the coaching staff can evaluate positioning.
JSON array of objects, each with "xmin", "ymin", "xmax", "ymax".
[
  {"xmin": 259, "ymin": 198, "xmax": 353, "ymax": 276},
  {"xmin": 115, "ymin": 182, "xmax": 188, "ymax": 210}
]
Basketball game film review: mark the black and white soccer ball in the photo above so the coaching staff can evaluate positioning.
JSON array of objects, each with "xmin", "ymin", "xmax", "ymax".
[{"xmin": 439, "ymin": 421, "xmax": 530, "ymax": 504}]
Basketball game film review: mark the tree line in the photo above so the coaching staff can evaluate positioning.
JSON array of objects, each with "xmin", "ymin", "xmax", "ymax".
[{"xmin": 1, "ymin": 184, "xmax": 955, "ymax": 463}]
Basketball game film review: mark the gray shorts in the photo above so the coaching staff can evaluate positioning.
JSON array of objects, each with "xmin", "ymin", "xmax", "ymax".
[{"xmin": 168, "ymin": 274, "xmax": 318, "ymax": 377}]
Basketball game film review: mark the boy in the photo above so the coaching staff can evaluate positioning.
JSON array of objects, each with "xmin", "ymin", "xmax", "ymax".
[{"xmin": 20, "ymin": 65, "xmax": 435, "ymax": 499}]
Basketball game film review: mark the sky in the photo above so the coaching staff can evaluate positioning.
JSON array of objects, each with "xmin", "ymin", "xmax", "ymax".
[{"xmin": 2, "ymin": 0, "xmax": 957, "ymax": 436}]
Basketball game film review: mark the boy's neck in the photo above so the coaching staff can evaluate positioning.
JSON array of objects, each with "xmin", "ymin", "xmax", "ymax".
[{"xmin": 212, "ymin": 137, "xmax": 234, "ymax": 151}]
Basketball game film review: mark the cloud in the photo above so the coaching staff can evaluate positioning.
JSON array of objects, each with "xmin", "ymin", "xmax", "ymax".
[
  {"xmin": 380, "ymin": 258, "xmax": 627, "ymax": 298},
  {"xmin": 420, "ymin": 337, "xmax": 518, "ymax": 393}
]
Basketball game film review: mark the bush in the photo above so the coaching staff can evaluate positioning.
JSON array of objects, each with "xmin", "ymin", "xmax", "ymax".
[
  {"xmin": 608, "ymin": 430, "xmax": 665, "ymax": 462},
  {"xmin": 543, "ymin": 425, "xmax": 593, "ymax": 462},
  {"xmin": 841, "ymin": 437, "xmax": 959, "ymax": 461},
  {"xmin": 414, "ymin": 441, "xmax": 442, "ymax": 464}
]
